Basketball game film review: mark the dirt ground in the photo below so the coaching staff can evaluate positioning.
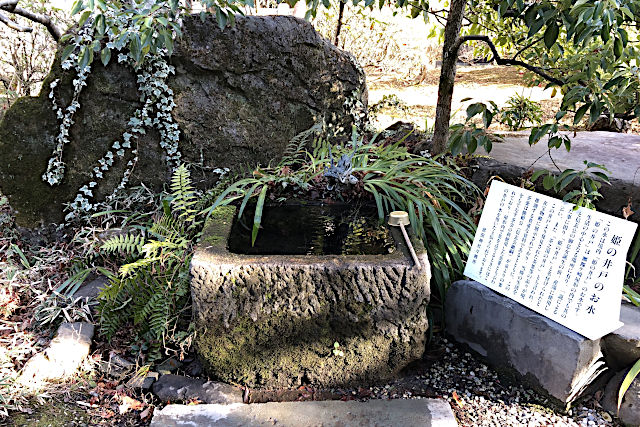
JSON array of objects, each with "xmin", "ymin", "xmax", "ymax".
[{"xmin": 366, "ymin": 65, "xmax": 564, "ymax": 132}]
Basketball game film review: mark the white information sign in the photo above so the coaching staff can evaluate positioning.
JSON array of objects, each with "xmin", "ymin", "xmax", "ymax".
[{"xmin": 464, "ymin": 181, "xmax": 638, "ymax": 340}]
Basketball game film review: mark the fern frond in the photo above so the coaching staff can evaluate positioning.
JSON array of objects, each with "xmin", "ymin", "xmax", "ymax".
[
  {"xmin": 97, "ymin": 166, "xmax": 201, "ymax": 355},
  {"xmin": 101, "ymin": 234, "xmax": 145, "ymax": 255},
  {"xmin": 149, "ymin": 214, "xmax": 184, "ymax": 240},
  {"xmin": 98, "ymin": 274, "xmax": 140, "ymax": 339},
  {"xmin": 135, "ymin": 293, "xmax": 164, "ymax": 325},
  {"xmin": 170, "ymin": 164, "xmax": 199, "ymax": 226},
  {"xmin": 119, "ymin": 256, "xmax": 161, "ymax": 277},
  {"xmin": 280, "ymin": 122, "xmax": 322, "ymax": 167},
  {"xmin": 141, "ymin": 239, "xmax": 184, "ymax": 258}
]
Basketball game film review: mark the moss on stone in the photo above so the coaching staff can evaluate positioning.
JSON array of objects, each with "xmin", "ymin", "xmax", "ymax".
[
  {"xmin": 10, "ymin": 402, "xmax": 89, "ymax": 426},
  {"xmin": 0, "ymin": 16, "xmax": 367, "ymax": 227},
  {"xmin": 195, "ymin": 304, "xmax": 402, "ymax": 388},
  {"xmin": 198, "ymin": 206, "xmax": 236, "ymax": 250}
]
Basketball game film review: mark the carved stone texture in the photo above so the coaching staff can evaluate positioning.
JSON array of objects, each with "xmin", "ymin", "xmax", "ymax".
[
  {"xmin": 190, "ymin": 206, "xmax": 430, "ymax": 388},
  {"xmin": 0, "ymin": 15, "xmax": 367, "ymax": 227}
]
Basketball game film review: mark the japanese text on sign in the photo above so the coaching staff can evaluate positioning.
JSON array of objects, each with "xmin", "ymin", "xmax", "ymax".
[{"xmin": 464, "ymin": 181, "xmax": 637, "ymax": 340}]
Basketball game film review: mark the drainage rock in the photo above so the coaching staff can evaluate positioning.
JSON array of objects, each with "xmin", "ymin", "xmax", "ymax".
[{"xmin": 445, "ymin": 280, "xmax": 603, "ymax": 403}]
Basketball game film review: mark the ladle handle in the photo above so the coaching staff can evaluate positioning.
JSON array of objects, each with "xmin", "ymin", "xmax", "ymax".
[{"xmin": 399, "ymin": 223, "xmax": 421, "ymax": 269}]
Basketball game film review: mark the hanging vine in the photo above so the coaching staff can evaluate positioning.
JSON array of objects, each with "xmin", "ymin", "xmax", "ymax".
[{"xmin": 42, "ymin": 5, "xmax": 182, "ymax": 220}]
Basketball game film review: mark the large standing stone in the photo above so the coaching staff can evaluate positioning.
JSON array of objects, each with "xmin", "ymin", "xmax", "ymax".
[
  {"xmin": 150, "ymin": 399, "xmax": 458, "ymax": 427},
  {"xmin": 190, "ymin": 206, "xmax": 431, "ymax": 388},
  {"xmin": 445, "ymin": 280, "xmax": 603, "ymax": 403},
  {"xmin": 0, "ymin": 15, "xmax": 367, "ymax": 227}
]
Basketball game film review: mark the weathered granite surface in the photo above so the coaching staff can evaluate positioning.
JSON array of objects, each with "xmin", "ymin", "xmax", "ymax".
[
  {"xmin": 18, "ymin": 322, "xmax": 94, "ymax": 386},
  {"xmin": 190, "ymin": 206, "xmax": 431, "ymax": 388},
  {"xmin": 0, "ymin": 15, "xmax": 367, "ymax": 226},
  {"xmin": 445, "ymin": 280, "xmax": 603, "ymax": 403},
  {"xmin": 603, "ymin": 370, "xmax": 640, "ymax": 427}
]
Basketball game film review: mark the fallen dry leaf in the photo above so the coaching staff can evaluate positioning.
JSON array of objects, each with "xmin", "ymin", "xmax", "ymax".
[
  {"xmin": 99, "ymin": 408, "xmax": 115, "ymax": 419},
  {"xmin": 452, "ymin": 390, "xmax": 465, "ymax": 408},
  {"xmin": 119, "ymin": 395, "xmax": 144, "ymax": 414},
  {"xmin": 140, "ymin": 406, "xmax": 153, "ymax": 420},
  {"xmin": 623, "ymin": 203, "xmax": 634, "ymax": 220},
  {"xmin": 187, "ymin": 398, "xmax": 203, "ymax": 406},
  {"xmin": 424, "ymin": 191, "xmax": 441, "ymax": 209}
]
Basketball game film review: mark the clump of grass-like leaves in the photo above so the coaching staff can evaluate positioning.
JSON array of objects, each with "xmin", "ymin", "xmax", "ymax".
[{"xmin": 205, "ymin": 132, "xmax": 480, "ymax": 301}]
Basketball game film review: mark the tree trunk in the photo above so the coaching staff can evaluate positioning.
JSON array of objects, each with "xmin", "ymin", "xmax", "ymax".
[
  {"xmin": 430, "ymin": 0, "xmax": 467, "ymax": 155},
  {"xmin": 333, "ymin": 1, "xmax": 345, "ymax": 47}
]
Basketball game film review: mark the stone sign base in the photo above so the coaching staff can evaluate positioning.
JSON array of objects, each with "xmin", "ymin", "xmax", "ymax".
[
  {"xmin": 445, "ymin": 280, "xmax": 604, "ymax": 403},
  {"xmin": 189, "ymin": 206, "xmax": 431, "ymax": 388}
]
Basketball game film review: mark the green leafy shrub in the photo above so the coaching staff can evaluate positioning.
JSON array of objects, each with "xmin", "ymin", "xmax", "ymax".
[
  {"xmin": 499, "ymin": 94, "xmax": 544, "ymax": 131},
  {"xmin": 97, "ymin": 165, "xmax": 201, "ymax": 360},
  {"xmin": 205, "ymin": 131, "xmax": 479, "ymax": 302},
  {"xmin": 449, "ymin": 101, "xmax": 502, "ymax": 155},
  {"xmin": 530, "ymin": 161, "xmax": 610, "ymax": 210}
]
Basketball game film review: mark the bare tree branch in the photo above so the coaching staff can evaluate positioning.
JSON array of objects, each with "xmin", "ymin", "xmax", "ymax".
[
  {"xmin": 0, "ymin": 1, "xmax": 18, "ymax": 9},
  {"xmin": 512, "ymin": 35, "xmax": 543, "ymax": 60},
  {"xmin": 455, "ymin": 34, "xmax": 565, "ymax": 86},
  {"xmin": 0, "ymin": 1, "xmax": 62, "ymax": 41},
  {"xmin": 0, "ymin": 10, "xmax": 32, "ymax": 33}
]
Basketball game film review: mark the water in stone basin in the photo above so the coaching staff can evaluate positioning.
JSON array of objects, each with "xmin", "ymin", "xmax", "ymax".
[{"xmin": 227, "ymin": 203, "xmax": 395, "ymax": 255}]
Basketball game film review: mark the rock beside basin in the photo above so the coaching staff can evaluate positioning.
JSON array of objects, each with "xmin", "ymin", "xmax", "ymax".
[{"xmin": 190, "ymin": 206, "xmax": 431, "ymax": 388}]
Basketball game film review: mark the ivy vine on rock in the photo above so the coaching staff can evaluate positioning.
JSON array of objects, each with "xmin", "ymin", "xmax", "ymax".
[{"xmin": 42, "ymin": 5, "xmax": 182, "ymax": 221}]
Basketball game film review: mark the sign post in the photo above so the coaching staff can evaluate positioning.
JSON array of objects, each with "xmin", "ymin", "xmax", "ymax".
[{"xmin": 464, "ymin": 181, "xmax": 638, "ymax": 340}]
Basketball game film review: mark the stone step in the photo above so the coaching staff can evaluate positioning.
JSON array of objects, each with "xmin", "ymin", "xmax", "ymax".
[
  {"xmin": 150, "ymin": 398, "xmax": 458, "ymax": 427},
  {"xmin": 472, "ymin": 131, "xmax": 640, "ymax": 222}
]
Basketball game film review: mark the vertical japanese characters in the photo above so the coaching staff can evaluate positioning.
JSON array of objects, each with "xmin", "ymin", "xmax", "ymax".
[{"xmin": 465, "ymin": 181, "xmax": 637, "ymax": 340}]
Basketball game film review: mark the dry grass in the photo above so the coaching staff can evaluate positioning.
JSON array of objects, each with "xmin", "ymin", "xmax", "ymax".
[{"xmin": 0, "ymin": 194, "xmax": 101, "ymax": 418}]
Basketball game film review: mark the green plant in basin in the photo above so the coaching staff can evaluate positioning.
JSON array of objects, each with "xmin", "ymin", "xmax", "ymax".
[{"xmin": 205, "ymin": 129, "xmax": 480, "ymax": 303}]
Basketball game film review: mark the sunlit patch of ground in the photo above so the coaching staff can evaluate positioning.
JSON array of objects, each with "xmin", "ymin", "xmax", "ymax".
[{"xmin": 367, "ymin": 65, "xmax": 565, "ymax": 132}]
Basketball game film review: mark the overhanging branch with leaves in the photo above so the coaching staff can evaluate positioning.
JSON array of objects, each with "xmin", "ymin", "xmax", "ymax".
[{"xmin": 454, "ymin": 34, "xmax": 565, "ymax": 86}]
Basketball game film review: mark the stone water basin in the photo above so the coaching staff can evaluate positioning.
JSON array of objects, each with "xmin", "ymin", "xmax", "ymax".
[{"xmin": 190, "ymin": 204, "xmax": 431, "ymax": 388}]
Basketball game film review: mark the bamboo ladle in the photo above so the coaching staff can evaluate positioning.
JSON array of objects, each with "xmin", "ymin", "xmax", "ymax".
[{"xmin": 388, "ymin": 211, "xmax": 421, "ymax": 269}]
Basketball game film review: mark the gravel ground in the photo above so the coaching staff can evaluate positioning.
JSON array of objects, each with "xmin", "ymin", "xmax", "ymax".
[
  {"xmin": 9, "ymin": 337, "xmax": 616, "ymax": 426},
  {"xmin": 363, "ymin": 337, "xmax": 617, "ymax": 426},
  {"xmin": 245, "ymin": 336, "xmax": 617, "ymax": 426}
]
